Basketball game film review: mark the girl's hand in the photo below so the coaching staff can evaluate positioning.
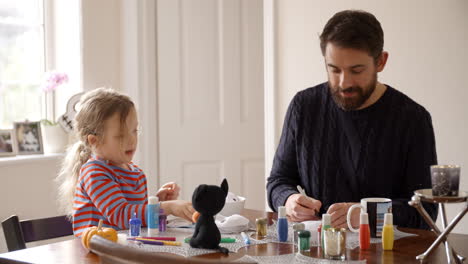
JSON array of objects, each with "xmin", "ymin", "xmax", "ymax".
[
  {"xmin": 161, "ymin": 200, "xmax": 194, "ymax": 222},
  {"xmin": 156, "ymin": 182, "xmax": 180, "ymax": 201}
]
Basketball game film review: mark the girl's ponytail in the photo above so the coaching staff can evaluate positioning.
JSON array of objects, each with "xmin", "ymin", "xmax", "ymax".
[{"xmin": 56, "ymin": 141, "xmax": 91, "ymax": 217}]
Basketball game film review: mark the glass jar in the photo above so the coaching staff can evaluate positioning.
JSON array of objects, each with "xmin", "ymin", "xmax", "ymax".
[
  {"xmin": 292, "ymin": 223, "xmax": 305, "ymax": 251},
  {"xmin": 324, "ymin": 228, "xmax": 346, "ymax": 260},
  {"xmin": 298, "ymin": 230, "xmax": 311, "ymax": 252},
  {"xmin": 255, "ymin": 217, "xmax": 268, "ymax": 238}
]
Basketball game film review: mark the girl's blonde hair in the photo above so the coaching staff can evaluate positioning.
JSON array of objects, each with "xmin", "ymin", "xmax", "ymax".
[{"xmin": 56, "ymin": 87, "xmax": 135, "ymax": 216}]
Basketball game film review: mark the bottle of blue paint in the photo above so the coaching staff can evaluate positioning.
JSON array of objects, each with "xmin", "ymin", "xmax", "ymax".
[{"xmin": 277, "ymin": 206, "xmax": 288, "ymax": 242}]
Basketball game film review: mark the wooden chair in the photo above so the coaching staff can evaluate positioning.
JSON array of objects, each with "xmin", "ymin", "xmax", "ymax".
[
  {"xmin": 1, "ymin": 215, "xmax": 73, "ymax": 252},
  {"xmin": 0, "ymin": 257, "xmax": 32, "ymax": 264},
  {"xmin": 89, "ymin": 235, "xmax": 257, "ymax": 264}
]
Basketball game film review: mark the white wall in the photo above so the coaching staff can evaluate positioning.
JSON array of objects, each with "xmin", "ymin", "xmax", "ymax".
[
  {"xmin": 0, "ymin": 156, "xmax": 67, "ymax": 253},
  {"xmin": 274, "ymin": 0, "xmax": 468, "ymax": 234},
  {"xmin": 81, "ymin": 0, "xmax": 122, "ymax": 92}
]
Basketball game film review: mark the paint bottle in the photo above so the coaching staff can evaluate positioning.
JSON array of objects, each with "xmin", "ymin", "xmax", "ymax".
[
  {"xmin": 129, "ymin": 212, "xmax": 141, "ymax": 237},
  {"xmin": 321, "ymin": 214, "xmax": 331, "ymax": 249},
  {"xmin": 147, "ymin": 196, "xmax": 160, "ymax": 236},
  {"xmin": 317, "ymin": 224, "xmax": 322, "ymax": 246},
  {"xmin": 292, "ymin": 223, "xmax": 305, "ymax": 251},
  {"xmin": 382, "ymin": 213, "xmax": 394, "ymax": 250},
  {"xmin": 359, "ymin": 213, "xmax": 370, "ymax": 250},
  {"xmin": 159, "ymin": 208, "xmax": 167, "ymax": 233},
  {"xmin": 298, "ymin": 230, "xmax": 311, "ymax": 252},
  {"xmin": 277, "ymin": 206, "xmax": 288, "ymax": 242}
]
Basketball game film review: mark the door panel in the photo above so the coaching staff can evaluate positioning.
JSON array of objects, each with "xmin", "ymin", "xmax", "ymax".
[{"xmin": 157, "ymin": 0, "xmax": 264, "ymax": 210}]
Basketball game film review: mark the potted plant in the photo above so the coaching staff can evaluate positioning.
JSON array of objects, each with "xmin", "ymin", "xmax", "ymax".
[{"xmin": 40, "ymin": 71, "xmax": 69, "ymax": 153}]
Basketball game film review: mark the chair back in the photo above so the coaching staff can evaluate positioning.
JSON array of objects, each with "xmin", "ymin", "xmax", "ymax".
[
  {"xmin": 89, "ymin": 235, "xmax": 257, "ymax": 264},
  {"xmin": 2, "ymin": 215, "xmax": 73, "ymax": 252},
  {"xmin": 0, "ymin": 257, "xmax": 33, "ymax": 264}
]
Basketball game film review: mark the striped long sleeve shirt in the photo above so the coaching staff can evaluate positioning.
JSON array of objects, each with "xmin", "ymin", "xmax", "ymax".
[{"xmin": 73, "ymin": 156, "xmax": 148, "ymax": 237}]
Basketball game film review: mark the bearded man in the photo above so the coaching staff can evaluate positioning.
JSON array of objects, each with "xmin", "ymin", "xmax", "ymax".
[{"xmin": 267, "ymin": 10, "xmax": 437, "ymax": 229}]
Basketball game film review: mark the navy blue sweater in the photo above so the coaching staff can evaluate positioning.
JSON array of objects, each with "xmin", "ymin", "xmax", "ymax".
[{"xmin": 267, "ymin": 83, "xmax": 437, "ymax": 229}]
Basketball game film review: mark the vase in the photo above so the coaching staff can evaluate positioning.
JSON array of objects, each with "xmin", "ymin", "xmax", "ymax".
[{"xmin": 41, "ymin": 124, "xmax": 69, "ymax": 153}]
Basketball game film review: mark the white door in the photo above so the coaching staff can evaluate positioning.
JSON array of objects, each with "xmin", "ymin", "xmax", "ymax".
[{"xmin": 156, "ymin": 0, "xmax": 265, "ymax": 210}]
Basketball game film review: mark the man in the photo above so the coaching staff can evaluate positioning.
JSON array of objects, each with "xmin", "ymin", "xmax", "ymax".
[{"xmin": 267, "ymin": 10, "xmax": 437, "ymax": 229}]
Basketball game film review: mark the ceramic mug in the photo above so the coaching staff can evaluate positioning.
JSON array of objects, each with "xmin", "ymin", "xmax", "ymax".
[{"xmin": 347, "ymin": 198, "xmax": 392, "ymax": 238}]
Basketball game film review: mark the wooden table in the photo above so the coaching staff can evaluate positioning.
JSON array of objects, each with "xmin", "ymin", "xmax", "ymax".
[{"xmin": 1, "ymin": 209, "xmax": 467, "ymax": 263}]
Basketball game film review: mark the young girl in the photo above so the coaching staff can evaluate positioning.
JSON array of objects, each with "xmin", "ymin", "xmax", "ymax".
[{"xmin": 56, "ymin": 88, "xmax": 194, "ymax": 236}]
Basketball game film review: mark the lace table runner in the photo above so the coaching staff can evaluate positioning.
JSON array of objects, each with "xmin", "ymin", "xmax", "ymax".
[
  {"xmin": 234, "ymin": 253, "xmax": 366, "ymax": 264},
  {"xmin": 117, "ymin": 221, "xmax": 416, "ymax": 262},
  {"xmin": 263, "ymin": 221, "xmax": 416, "ymax": 250}
]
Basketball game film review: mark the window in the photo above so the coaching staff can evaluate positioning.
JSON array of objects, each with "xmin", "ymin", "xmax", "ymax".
[{"xmin": 0, "ymin": 0, "xmax": 45, "ymax": 128}]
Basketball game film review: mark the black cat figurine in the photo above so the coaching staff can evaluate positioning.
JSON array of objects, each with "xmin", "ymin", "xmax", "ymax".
[{"xmin": 189, "ymin": 178, "xmax": 229, "ymax": 254}]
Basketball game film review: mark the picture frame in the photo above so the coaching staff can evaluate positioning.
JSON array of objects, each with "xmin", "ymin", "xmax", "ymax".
[
  {"xmin": 0, "ymin": 129, "xmax": 17, "ymax": 157},
  {"xmin": 13, "ymin": 121, "xmax": 44, "ymax": 155}
]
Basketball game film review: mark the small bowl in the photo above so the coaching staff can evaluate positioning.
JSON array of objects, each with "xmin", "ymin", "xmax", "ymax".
[{"xmin": 218, "ymin": 196, "xmax": 246, "ymax": 216}]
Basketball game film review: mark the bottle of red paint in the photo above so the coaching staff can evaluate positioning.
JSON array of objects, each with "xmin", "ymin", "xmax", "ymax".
[{"xmin": 359, "ymin": 212, "xmax": 370, "ymax": 250}]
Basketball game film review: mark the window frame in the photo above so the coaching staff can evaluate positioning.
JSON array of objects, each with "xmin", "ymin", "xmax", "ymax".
[
  {"xmin": 43, "ymin": 0, "xmax": 56, "ymax": 122},
  {"xmin": 0, "ymin": 0, "xmax": 81, "ymax": 162},
  {"xmin": 0, "ymin": 0, "xmax": 80, "ymax": 127}
]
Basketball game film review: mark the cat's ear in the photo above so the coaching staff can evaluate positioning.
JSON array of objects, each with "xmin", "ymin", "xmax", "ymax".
[
  {"xmin": 192, "ymin": 184, "xmax": 207, "ymax": 204},
  {"xmin": 220, "ymin": 178, "xmax": 228, "ymax": 196}
]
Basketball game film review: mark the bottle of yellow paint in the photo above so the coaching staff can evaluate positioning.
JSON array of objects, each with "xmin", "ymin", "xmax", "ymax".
[{"xmin": 382, "ymin": 213, "xmax": 394, "ymax": 250}]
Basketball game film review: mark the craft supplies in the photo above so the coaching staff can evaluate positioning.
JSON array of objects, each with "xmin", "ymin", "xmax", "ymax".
[
  {"xmin": 359, "ymin": 213, "xmax": 370, "ymax": 250},
  {"xmin": 153, "ymin": 240, "xmax": 181, "ymax": 246},
  {"xmin": 147, "ymin": 196, "xmax": 160, "ymax": 236},
  {"xmin": 131, "ymin": 239, "xmax": 164, "ymax": 246},
  {"xmin": 129, "ymin": 212, "xmax": 141, "ymax": 237},
  {"xmin": 317, "ymin": 224, "xmax": 322, "ymax": 246},
  {"xmin": 139, "ymin": 237, "xmax": 176, "ymax": 241},
  {"xmin": 298, "ymin": 230, "xmax": 311, "ymax": 252},
  {"xmin": 321, "ymin": 214, "xmax": 331, "ymax": 248},
  {"xmin": 159, "ymin": 209, "xmax": 167, "ymax": 232},
  {"xmin": 382, "ymin": 213, "xmax": 394, "ymax": 250},
  {"xmin": 297, "ymin": 185, "xmax": 318, "ymax": 216},
  {"xmin": 184, "ymin": 237, "xmax": 236, "ymax": 243},
  {"xmin": 255, "ymin": 217, "xmax": 268, "ymax": 238},
  {"xmin": 277, "ymin": 206, "xmax": 288, "ymax": 242},
  {"xmin": 216, "ymin": 214, "xmax": 250, "ymax": 233},
  {"xmin": 241, "ymin": 232, "xmax": 251, "ymax": 245},
  {"xmin": 324, "ymin": 228, "xmax": 346, "ymax": 260},
  {"xmin": 292, "ymin": 223, "xmax": 305, "ymax": 250},
  {"xmin": 130, "ymin": 237, "xmax": 181, "ymax": 246}
]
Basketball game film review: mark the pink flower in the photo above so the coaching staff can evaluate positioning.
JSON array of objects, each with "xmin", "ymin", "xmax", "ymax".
[{"xmin": 41, "ymin": 71, "xmax": 69, "ymax": 93}]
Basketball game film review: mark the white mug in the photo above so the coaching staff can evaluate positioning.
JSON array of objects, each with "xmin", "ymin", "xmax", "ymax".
[{"xmin": 346, "ymin": 197, "xmax": 392, "ymax": 238}]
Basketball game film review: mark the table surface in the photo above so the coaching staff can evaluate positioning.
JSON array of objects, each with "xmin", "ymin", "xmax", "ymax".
[{"xmin": 1, "ymin": 209, "xmax": 467, "ymax": 263}]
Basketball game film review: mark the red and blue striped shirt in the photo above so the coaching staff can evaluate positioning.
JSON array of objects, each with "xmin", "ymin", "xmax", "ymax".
[{"xmin": 73, "ymin": 156, "xmax": 148, "ymax": 237}]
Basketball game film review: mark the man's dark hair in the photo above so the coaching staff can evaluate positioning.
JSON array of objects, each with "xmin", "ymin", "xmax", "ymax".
[{"xmin": 320, "ymin": 10, "xmax": 384, "ymax": 61}]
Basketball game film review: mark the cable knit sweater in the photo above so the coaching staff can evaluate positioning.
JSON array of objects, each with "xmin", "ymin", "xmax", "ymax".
[{"xmin": 267, "ymin": 83, "xmax": 437, "ymax": 229}]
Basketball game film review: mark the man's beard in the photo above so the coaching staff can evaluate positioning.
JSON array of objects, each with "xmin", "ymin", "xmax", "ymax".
[{"xmin": 330, "ymin": 74, "xmax": 377, "ymax": 111}]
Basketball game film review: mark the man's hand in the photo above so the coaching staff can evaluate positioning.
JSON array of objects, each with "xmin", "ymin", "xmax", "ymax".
[
  {"xmin": 156, "ymin": 182, "xmax": 180, "ymax": 201},
  {"xmin": 326, "ymin": 202, "xmax": 359, "ymax": 228},
  {"xmin": 284, "ymin": 193, "xmax": 322, "ymax": 222}
]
